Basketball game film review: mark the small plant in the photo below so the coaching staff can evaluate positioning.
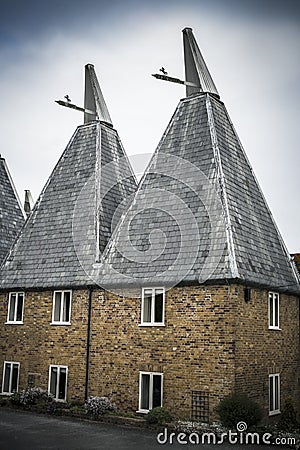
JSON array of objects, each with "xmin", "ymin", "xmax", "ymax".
[
  {"xmin": 0, "ymin": 396, "xmax": 9, "ymax": 407},
  {"xmin": 84, "ymin": 396, "xmax": 117, "ymax": 418},
  {"xmin": 278, "ymin": 397, "xmax": 299, "ymax": 432},
  {"xmin": 9, "ymin": 392, "xmax": 21, "ymax": 406},
  {"xmin": 146, "ymin": 407, "xmax": 173, "ymax": 425},
  {"xmin": 216, "ymin": 393, "xmax": 263, "ymax": 429},
  {"xmin": 19, "ymin": 387, "xmax": 53, "ymax": 407}
]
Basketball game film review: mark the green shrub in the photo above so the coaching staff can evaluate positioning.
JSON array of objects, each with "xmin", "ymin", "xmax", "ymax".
[
  {"xmin": 0, "ymin": 396, "xmax": 9, "ymax": 407},
  {"xmin": 9, "ymin": 392, "xmax": 21, "ymax": 406},
  {"xmin": 146, "ymin": 407, "xmax": 173, "ymax": 425},
  {"xmin": 216, "ymin": 394, "xmax": 263, "ymax": 429},
  {"xmin": 278, "ymin": 397, "xmax": 299, "ymax": 432}
]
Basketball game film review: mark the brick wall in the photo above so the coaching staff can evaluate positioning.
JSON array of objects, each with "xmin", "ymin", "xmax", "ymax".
[
  {"xmin": 0, "ymin": 284, "xmax": 299, "ymax": 421},
  {"xmin": 88, "ymin": 285, "xmax": 236, "ymax": 419},
  {"xmin": 234, "ymin": 286, "xmax": 300, "ymax": 421},
  {"xmin": 0, "ymin": 290, "xmax": 89, "ymax": 402}
]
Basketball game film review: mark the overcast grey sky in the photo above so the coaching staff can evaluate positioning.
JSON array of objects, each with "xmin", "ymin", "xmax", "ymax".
[{"xmin": 0, "ymin": 0, "xmax": 299, "ymax": 251}]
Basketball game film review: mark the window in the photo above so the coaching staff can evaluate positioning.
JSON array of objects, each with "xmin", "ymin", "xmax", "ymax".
[
  {"xmin": 6, "ymin": 292, "xmax": 24, "ymax": 323},
  {"xmin": 138, "ymin": 372, "xmax": 163, "ymax": 413},
  {"xmin": 269, "ymin": 373, "xmax": 280, "ymax": 415},
  {"xmin": 141, "ymin": 288, "xmax": 165, "ymax": 326},
  {"xmin": 51, "ymin": 291, "xmax": 72, "ymax": 324},
  {"xmin": 2, "ymin": 362, "xmax": 20, "ymax": 394},
  {"xmin": 48, "ymin": 365, "xmax": 68, "ymax": 401},
  {"xmin": 268, "ymin": 292, "xmax": 279, "ymax": 329}
]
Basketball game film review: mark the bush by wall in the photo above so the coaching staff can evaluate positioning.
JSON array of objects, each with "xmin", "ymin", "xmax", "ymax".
[
  {"xmin": 146, "ymin": 407, "xmax": 173, "ymax": 425},
  {"xmin": 216, "ymin": 393, "xmax": 263, "ymax": 429},
  {"xmin": 84, "ymin": 396, "xmax": 117, "ymax": 418},
  {"xmin": 278, "ymin": 397, "xmax": 299, "ymax": 432}
]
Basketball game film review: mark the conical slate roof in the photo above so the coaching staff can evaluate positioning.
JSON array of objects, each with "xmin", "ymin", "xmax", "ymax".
[
  {"xmin": 96, "ymin": 29, "xmax": 300, "ymax": 295},
  {"xmin": 0, "ymin": 66, "xmax": 137, "ymax": 290},
  {"xmin": 0, "ymin": 157, "xmax": 25, "ymax": 264}
]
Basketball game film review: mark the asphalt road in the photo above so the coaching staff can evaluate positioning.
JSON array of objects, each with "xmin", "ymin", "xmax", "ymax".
[{"xmin": 0, "ymin": 409, "xmax": 285, "ymax": 450}]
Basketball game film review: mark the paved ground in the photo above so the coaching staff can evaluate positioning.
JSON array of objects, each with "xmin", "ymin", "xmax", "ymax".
[{"xmin": 0, "ymin": 409, "xmax": 286, "ymax": 450}]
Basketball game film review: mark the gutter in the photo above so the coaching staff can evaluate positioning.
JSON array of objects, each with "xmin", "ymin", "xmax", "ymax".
[{"xmin": 85, "ymin": 287, "xmax": 93, "ymax": 400}]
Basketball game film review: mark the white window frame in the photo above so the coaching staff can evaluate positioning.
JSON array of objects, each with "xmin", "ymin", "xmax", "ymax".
[
  {"xmin": 48, "ymin": 365, "xmax": 68, "ymax": 401},
  {"xmin": 268, "ymin": 292, "xmax": 280, "ymax": 330},
  {"xmin": 140, "ymin": 288, "xmax": 165, "ymax": 326},
  {"xmin": 1, "ymin": 361, "xmax": 20, "ymax": 395},
  {"xmin": 51, "ymin": 290, "xmax": 72, "ymax": 325},
  {"xmin": 269, "ymin": 373, "xmax": 280, "ymax": 415},
  {"xmin": 6, "ymin": 292, "xmax": 25, "ymax": 324},
  {"xmin": 138, "ymin": 371, "xmax": 163, "ymax": 413}
]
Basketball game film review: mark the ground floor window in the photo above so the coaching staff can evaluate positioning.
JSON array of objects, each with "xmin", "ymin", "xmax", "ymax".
[
  {"xmin": 48, "ymin": 365, "xmax": 68, "ymax": 401},
  {"xmin": 269, "ymin": 373, "xmax": 280, "ymax": 415},
  {"xmin": 138, "ymin": 371, "xmax": 163, "ymax": 412},
  {"xmin": 2, "ymin": 361, "xmax": 20, "ymax": 394}
]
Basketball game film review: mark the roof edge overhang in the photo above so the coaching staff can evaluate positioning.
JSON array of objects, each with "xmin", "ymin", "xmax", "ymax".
[{"xmin": 0, "ymin": 277, "xmax": 298, "ymax": 296}]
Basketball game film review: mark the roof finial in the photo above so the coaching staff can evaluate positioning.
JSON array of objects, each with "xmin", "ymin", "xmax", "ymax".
[
  {"xmin": 182, "ymin": 27, "xmax": 219, "ymax": 98},
  {"xmin": 55, "ymin": 65, "xmax": 113, "ymax": 126},
  {"xmin": 84, "ymin": 64, "xmax": 113, "ymax": 125}
]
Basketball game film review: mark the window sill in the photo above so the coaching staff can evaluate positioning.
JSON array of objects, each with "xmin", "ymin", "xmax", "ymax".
[
  {"xmin": 1, "ymin": 392, "xmax": 16, "ymax": 396},
  {"xmin": 50, "ymin": 322, "xmax": 71, "ymax": 326},
  {"xmin": 138, "ymin": 323, "xmax": 165, "ymax": 327},
  {"xmin": 136, "ymin": 409, "xmax": 149, "ymax": 414},
  {"xmin": 269, "ymin": 410, "xmax": 281, "ymax": 416},
  {"xmin": 5, "ymin": 321, "xmax": 23, "ymax": 325},
  {"xmin": 268, "ymin": 327, "xmax": 281, "ymax": 331}
]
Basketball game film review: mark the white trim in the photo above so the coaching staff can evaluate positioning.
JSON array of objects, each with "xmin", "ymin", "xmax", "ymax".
[
  {"xmin": 51, "ymin": 290, "xmax": 72, "ymax": 325},
  {"xmin": 268, "ymin": 292, "xmax": 280, "ymax": 330},
  {"xmin": 138, "ymin": 371, "xmax": 163, "ymax": 413},
  {"xmin": 48, "ymin": 365, "xmax": 68, "ymax": 401},
  {"xmin": 1, "ymin": 361, "xmax": 20, "ymax": 394},
  {"xmin": 6, "ymin": 292, "xmax": 25, "ymax": 324},
  {"xmin": 140, "ymin": 287, "xmax": 165, "ymax": 326},
  {"xmin": 269, "ymin": 373, "xmax": 280, "ymax": 415}
]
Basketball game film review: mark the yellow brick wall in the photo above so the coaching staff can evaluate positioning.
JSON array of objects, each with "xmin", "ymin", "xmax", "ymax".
[
  {"xmin": 0, "ymin": 290, "xmax": 89, "ymax": 402},
  {"xmin": 0, "ymin": 284, "xmax": 299, "ymax": 421},
  {"xmin": 88, "ymin": 285, "xmax": 236, "ymax": 419},
  {"xmin": 234, "ymin": 286, "xmax": 300, "ymax": 420}
]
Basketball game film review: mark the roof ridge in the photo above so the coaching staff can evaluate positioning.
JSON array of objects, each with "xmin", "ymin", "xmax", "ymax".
[{"xmin": 205, "ymin": 94, "xmax": 239, "ymax": 279}]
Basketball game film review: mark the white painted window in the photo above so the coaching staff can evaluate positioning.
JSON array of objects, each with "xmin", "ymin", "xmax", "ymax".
[
  {"xmin": 51, "ymin": 291, "xmax": 72, "ymax": 324},
  {"xmin": 2, "ymin": 362, "xmax": 20, "ymax": 394},
  {"xmin": 140, "ymin": 288, "xmax": 165, "ymax": 326},
  {"xmin": 6, "ymin": 292, "xmax": 24, "ymax": 324},
  {"xmin": 269, "ymin": 373, "xmax": 280, "ymax": 415},
  {"xmin": 268, "ymin": 292, "xmax": 280, "ymax": 329},
  {"xmin": 138, "ymin": 372, "xmax": 163, "ymax": 413},
  {"xmin": 48, "ymin": 365, "xmax": 68, "ymax": 401}
]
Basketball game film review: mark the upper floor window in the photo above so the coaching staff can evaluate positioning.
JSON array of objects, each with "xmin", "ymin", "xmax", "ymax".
[
  {"xmin": 138, "ymin": 371, "xmax": 163, "ymax": 413},
  {"xmin": 140, "ymin": 288, "xmax": 165, "ymax": 326},
  {"xmin": 2, "ymin": 361, "xmax": 20, "ymax": 394},
  {"xmin": 268, "ymin": 292, "xmax": 279, "ymax": 329},
  {"xmin": 51, "ymin": 291, "xmax": 72, "ymax": 325},
  {"xmin": 6, "ymin": 292, "xmax": 24, "ymax": 324},
  {"xmin": 48, "ymin": 365, "xmax": 68, "ymax": 401},
  {"xmin": 269, "ymin": 373, "xmax": 280, "ymax": 415}
]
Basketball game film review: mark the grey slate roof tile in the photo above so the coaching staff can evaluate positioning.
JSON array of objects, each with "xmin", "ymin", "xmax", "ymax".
[
  {"xmin": 0, "ymin": 157, "xmax": 25, "ymax": 264},
  {"xmin": 0, "ymin": 122, "xmax": 137, "ymax": 289},
  {"xmin": 97, "ymin": 93, "xmax": 299, "ymax": 294}
]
